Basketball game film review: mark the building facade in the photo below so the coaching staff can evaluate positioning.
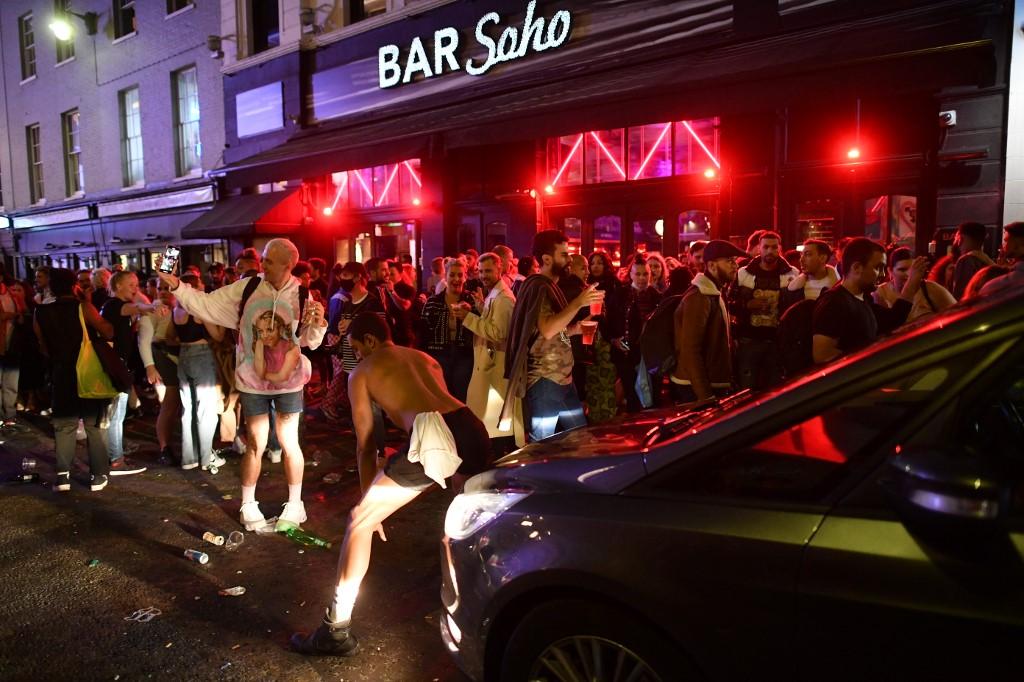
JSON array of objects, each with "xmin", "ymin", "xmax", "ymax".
[
  {"xmin": 0, "ymin": 0, "xmax": 226, "ymax": 279},
  {"xmin": 208, "ymin": 0, "xmax": 1013, "ymax": 277}
]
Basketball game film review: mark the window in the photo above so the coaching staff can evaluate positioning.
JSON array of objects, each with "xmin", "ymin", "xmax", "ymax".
[
  {"xmin": 250, "ymin": 1, "xmax": 281, "ymax": 55},
  {"xmin": 26, "ymin": 124, "xmax": 44, "ymax": 204},
  {"xmin": 166, "ymin": 0, "xmax": 193, "ymax": 14},
  {"xmin": 62, "ymin": 109, "xmax": 84, "ymax": 196},
  {"xmin": 654, "ymin": 356, "xmax": 982, "ymax": 503},
  {"xmin": 18, "ymin": 13, "xmax": 36, "ymax": 80},
  {"xmin": 546, "ymin": 117, "xmax": 720, "ymax": 189},
  {"xmin": 348, "ymin": 0, "xmax": 386, "ymax": 24},
  {"xmin": 172, "ymin": 66, "xmax": 202, "ymax": 176},
  {"xmin": 113, "ymin": 0, "xmax": 136, "ymax": 39},
  {"xmin": 120, "ymin": 88, "xmax": 144, "ymax": 186},
  {"xmin": 326, "ymin": 159, "xmax": 421, "ymax": 211},
  {"xmin": 54, "ymin": 0, "xmax": 75, "ymax": 63}
]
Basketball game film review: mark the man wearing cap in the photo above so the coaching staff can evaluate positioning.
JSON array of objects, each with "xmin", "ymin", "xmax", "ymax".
[{"xmin": 671, "ymin": 239, "xmax": 747, "ymax": 404}]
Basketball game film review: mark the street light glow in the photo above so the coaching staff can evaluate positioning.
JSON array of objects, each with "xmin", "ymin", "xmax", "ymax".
[
  {"xmin": 50, "ymin": 18, "xmax": 74, "ymax": 41},
  {"xmin": 703, "ymin": 168, "xmax": 716, "ymax": 179},
  {"xmin": 847, "ymin": 147, "xmax": 861, "ymax": 159}
]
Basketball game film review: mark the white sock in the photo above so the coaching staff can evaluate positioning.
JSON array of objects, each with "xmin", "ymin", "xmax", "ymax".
[
  {"xmin": 328, "ymin": 584, "xmax": 357, "ymax": 624},
  {"xmin": 241, "ymin": 485, "xmax": 257, "ymax": 505},
  {"xmin": 288, "ymin": 483, "xmax": 302, "ymax": 504}
]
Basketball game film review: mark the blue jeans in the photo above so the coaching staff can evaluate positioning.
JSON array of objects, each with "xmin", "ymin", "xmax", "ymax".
[
  {"xmin": 178, "ymin": 344, "xmax": 221, "ymax": 467},
  {"xmin": 106, "ymin": 391, "xmax": 129, "ymax": 462},
  {"xmin": 524, "ymin": 378, "xmax": 586, "ymax": 442}
]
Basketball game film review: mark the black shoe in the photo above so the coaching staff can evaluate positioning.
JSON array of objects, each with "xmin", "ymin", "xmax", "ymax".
[
  {"xmin": 54, "ymin": 472, "xmax": 71, "ymax": 492},
  {"xmin": 158, "ymin": 446, "xmax": 180, "ymax": 467},
  {"xmin": 290, "ymin": 621, "xmax": 359, "ymax": 657},
  {"xmin": 90, "ymin": 474, "xmax": 109, "ymax": 492}
]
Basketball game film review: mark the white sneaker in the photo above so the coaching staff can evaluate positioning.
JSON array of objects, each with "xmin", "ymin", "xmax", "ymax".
[
  {"xmin": 76, "ymin": 420, "xmax": 87, "ymax": 441},
  {"xmin": 233, "ymin": 436, "xmax": 247, "ymax": 454},
  {"xmin": 276, "ymin": 501, "xmax": 307, "ymax": 530},
  {"xmin": 202, "ymin": 454, "xmax": 227, "ymax": 471},
  {"xmin": 266, "ymin": 448, "xmax": 282, "ymax": 464},
  {"xmin": 240, "ymin": 501, "xmax": 268, "ymax": 531}
]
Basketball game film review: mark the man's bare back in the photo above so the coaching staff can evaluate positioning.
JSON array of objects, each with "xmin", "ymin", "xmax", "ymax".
[{"xmin": 350, "ymin": 344, "xmax": 463, "ymax": 433}]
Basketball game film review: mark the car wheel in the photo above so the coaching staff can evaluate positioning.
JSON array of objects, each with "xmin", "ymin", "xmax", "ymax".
[{"xmin": 498, "ymin": 598, "xmax": 691, "ymax": 682}]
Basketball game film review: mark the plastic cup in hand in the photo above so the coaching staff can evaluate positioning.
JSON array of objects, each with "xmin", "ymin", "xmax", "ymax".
[
  {"xmin": 580, "ymin": 320, "xmax": 598, "ymax": 345},
  {"xmin": 590, "ymin": 299, "xmax": 603, "ymax": 316}
]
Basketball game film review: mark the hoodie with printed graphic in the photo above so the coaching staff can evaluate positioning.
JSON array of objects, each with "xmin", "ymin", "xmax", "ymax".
[{"xmin": 172, "ymin": 274, "xmax": 326, "ymax": 395}]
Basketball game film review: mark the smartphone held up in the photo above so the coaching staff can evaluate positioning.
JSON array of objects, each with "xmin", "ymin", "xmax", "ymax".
[{"xmin": 159, "ymin": 245, "xmax": 181, "ymax": 274}]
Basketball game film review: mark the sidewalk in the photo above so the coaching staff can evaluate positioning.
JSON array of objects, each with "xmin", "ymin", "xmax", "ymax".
[{"xmin": 0, "ymin": 411, "xmax": 466, "ymax": 681}]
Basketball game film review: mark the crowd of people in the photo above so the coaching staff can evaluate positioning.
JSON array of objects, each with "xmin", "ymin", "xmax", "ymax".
[{"xmin": 1, "ymin": 218, "xmax": 1021, "ymax": 655}]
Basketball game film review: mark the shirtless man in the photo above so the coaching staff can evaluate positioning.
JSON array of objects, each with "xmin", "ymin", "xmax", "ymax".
[{"xmin": 291, "ymin": 312, "xmax": 491, "ymax": 656}]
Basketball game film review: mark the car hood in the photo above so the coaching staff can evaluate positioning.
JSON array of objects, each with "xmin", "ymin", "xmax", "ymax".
[{"xmin": 466, "ymin": 412, "xmax": 674, "ymax": 495}]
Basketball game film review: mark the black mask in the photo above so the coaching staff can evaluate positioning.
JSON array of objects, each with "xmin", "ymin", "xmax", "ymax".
[{"xmin": 338, "ymin": 279, "xmax": 356, "ymax": 292}]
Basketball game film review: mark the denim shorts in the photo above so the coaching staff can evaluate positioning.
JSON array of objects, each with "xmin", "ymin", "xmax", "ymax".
[{"xmin": 239, "ymin": 390, "xmax": 304, "ymax": 417}]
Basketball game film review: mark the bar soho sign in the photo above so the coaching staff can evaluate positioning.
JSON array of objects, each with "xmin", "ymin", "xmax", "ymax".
[{"xmin": 378, "ymin": 1, "xmax": 573, "ymax": 89}]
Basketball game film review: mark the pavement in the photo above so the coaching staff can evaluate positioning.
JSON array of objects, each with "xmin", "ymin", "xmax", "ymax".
[{"xmin": 0, "ymin": 404, "xmax": 471, "ymax": 682}]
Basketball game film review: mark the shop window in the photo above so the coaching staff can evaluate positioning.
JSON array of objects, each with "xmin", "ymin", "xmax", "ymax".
[
  {"xmin": 54, "ymin": 0, "xmax": 75, "ymax": 63},
  {"xmin": 547, "ymin": 134, "xmax": 584, "ymax": 187},
  {"xmin": 484, "ymin": 222, "xmax": 508, "ymax": 251},
  {"xmin": 327, "ymin": 159, "xmax": 421, "ymax": 211},
  {"xmin": 119, "ymin": 87, "xmax": 144, "ymax": 187},
  {"xmin": 172, "ymin": 66, "xmax": 202, "ymax": 176},
  {"xmin": 864, "ymin": 195, "xmax": 916, "ymax": 248},
  {"xmin": 26, "ymin": 123, "xmax": 44, "ymax": 204},
  {"xmin": 563, "ymin": 218, "xmax": 582, "ymax": 254},
  {"xmin": 594, "ymin": 215, "xmax": 622, "ymax": 266},
  {"xmin": 674, "ymin": 119, "xmax": 720, "ymax": 176},
  {"xmin": 796, "ymin": 199, "xmax": 838, "ymax": 245},
  {"xmin": 679, "ymin": 210, "xmax": 711, "ymax": 243},
  {"xmin": 547, "ymin": 117, "xmax": 720, "ymax": 189},
  {"xmin": 628, "ymin": 123, "xmax": 673, "ymax": 181},
  {"xmin": 633, "ymin": 218, "xmax": 663, "ymax": 254},
  {"xmin": 249, "ymin": 0, "xmax": 281, "ymax": 55},
  {"xmin": 585, "ymin": 129, "xmax": 626, "ymax": 184},
  {"xmin": 18, "ymin": 13, "xmax": 35, "ymax": 80},
  {"xmin": 349, "ymin": 168, "xmax": 375, "ymax": 209},
  {"xmin": 62, "ymin": 109, "xmax": 84, "ymax": 196},
  {"xmin": 112, "ymin": 0, "xmax": 136, "ymax": 39}
]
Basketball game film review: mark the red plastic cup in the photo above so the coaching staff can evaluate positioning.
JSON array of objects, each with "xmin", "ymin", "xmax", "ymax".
[
  {"xmin": 580, "ymin": 320, "xmax": 598, "ymax": 345},
  {"xmin": 590, "ymin": 299, "xmax": 603, "ymax": 316}
]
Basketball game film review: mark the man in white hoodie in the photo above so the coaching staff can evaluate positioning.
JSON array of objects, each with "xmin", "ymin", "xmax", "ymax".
[{"xmin": 157, "ymin": 239, "xmax": 327, "ymax": 530}]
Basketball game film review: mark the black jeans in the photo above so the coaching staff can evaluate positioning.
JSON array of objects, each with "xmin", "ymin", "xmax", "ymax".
[{"xmin": 735, "ymin": 338, "xmax": 782, "ymax": 391}]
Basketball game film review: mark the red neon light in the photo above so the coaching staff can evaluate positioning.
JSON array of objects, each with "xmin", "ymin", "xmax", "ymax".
[
  {"xmin": 681, "ymin": 120, "xmax": 720, "ymax": 169},
  {"xmin": 589, "ymin": 132, "xmax": 626, "ymax": 179},
  {"xmin": 403, "ymin": 160, "xmax": 422, "ymax": 187},
  {"xmin": 631, "ymin": 123, "xmax": 672, "ymax": 181},
  {"xmin": 550, "ymin": 134, "xmax": 583, "ymax": 187},
  {"xmin": 352, "ymin": 168, "xmax": 374, "ymax": 202},
  {"xmin": 375, "ymin": 164, "xmax": 401, "ymax": 207},
  {"xmin": 329, "ymin": 172, "xmax": 349, "ymax": 211}
]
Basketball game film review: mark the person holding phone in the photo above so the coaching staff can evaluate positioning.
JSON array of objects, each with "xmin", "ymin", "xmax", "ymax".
[{"xmin": 155, "ymin": 239, "xmax": 327, "ymax": 532}]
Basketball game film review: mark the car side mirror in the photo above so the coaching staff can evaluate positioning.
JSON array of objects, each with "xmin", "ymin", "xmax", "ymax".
[{"xmin": 886, "ymin": 445, "xmax": 1002, "ymax": 523}]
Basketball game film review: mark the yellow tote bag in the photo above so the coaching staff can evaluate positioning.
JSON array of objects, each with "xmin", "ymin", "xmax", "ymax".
[{"xmin": 76, "ymin": 306, "xmax": 118, "ymax": 399}]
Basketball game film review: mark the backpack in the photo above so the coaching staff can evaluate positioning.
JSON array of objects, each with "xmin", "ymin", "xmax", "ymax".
[
  {"xmin": 777, "ymin": 297, "xmax": 817, "ymax": 378},
  {"xmin": 639, "ymin": 293, "xmax": 684, "ymax": 376}
]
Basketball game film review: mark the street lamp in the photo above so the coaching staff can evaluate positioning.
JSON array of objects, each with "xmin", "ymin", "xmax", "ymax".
[{"xmin": 49, "ymin": 9, "xmax": 99, "ymax": 40}]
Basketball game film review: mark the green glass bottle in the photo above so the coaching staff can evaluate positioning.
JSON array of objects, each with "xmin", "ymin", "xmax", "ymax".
[{"xmin": 279, "ymin": 525, "xmax": 332, "ymax": 549}]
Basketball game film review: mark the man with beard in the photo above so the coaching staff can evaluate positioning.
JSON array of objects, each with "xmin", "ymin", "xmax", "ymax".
[
  {"xmin": 671, "ymin": 240, "xmax": 748, "ymax": 404},
  {"xmin": 502, "ymin": 230, "xmax": 604, "ymax": 442},
  {"xmin": 812, "ymin": 238, "xmax": 928, "ymax": 364},
  {"xmin": 365, "ymin": 257, "xmax": 414, "ymax": 346},
  {"xmin": 419, "ymin": 258, "xmax": 475, "ymax": 401},
  {"xmin": 729, "ymin": 231, "xmax": 797, "ymax": 391}
]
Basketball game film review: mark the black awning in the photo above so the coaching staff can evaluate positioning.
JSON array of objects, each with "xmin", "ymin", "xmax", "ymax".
[
  {"xmin": 214, "ymin": 0, "xmax": 997, "ymax": 189},
  {"xmin": 180, "ymin": 189, "xmax": 300, "ymax": 238}
]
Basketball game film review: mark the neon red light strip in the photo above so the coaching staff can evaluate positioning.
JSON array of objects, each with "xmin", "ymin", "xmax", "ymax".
[
  {"xmin": 352, "ymin": 168, "xmax": 374, "ymax": 202},
  {"xmin": 550, "ymin": 134, "xmax": 584, "ymax": 187},
  {"xmin": 329, "ymin": 173, "xmax": 349, "ymax": 211},
  {"xmin": 403, "ymin": 160, "xmax": 422, "ymax": 187},
  {"xmin": 681, "ymin": 120, "xmax": 720, "ymax": 168},
  {"xmin": 589, "ymin": 132, "xmax": 626, "ymax": 179},
  {"xmin": 631, "ymin": 123, "xmax": 672, "ymax": 180},
  {"xmin": 375, "ymin": 164, "xmax": 401, "ymax": 207}
]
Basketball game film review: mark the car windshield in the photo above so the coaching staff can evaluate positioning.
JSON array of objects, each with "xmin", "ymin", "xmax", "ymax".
[{"xmin": 647, "ymin": 390, "xmax": 755, "ymax": 445}]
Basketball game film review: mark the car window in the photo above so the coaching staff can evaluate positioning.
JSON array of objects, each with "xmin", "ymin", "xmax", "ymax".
[{"xmin": 653, "ymin": 351, "xmax": 991, "ymax": 504}]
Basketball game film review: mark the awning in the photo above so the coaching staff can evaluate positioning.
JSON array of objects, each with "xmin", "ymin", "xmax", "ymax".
[
  {"xmin": 214, "ymin": 0, "xmax": 997, "ymax": 189},
  {"xmin": 180, "ymin": 189, "xmax": 302, "ymax": 238}
]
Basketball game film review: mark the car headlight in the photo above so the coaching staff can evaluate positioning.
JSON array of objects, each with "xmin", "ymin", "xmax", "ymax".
[{"xmin": 444, "ymin": 490, "xmax": 531, "ymax": 540}]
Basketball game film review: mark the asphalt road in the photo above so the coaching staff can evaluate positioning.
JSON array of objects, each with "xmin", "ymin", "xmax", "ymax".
[{"xmin": 0, "ymin": 410, "xmax": 472, "ymax": 682}]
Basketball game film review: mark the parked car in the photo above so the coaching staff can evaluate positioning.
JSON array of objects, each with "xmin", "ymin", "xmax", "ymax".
[{"xmin": 439, "ymin": 285, "xmax": 1024, "ymax": 682}]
